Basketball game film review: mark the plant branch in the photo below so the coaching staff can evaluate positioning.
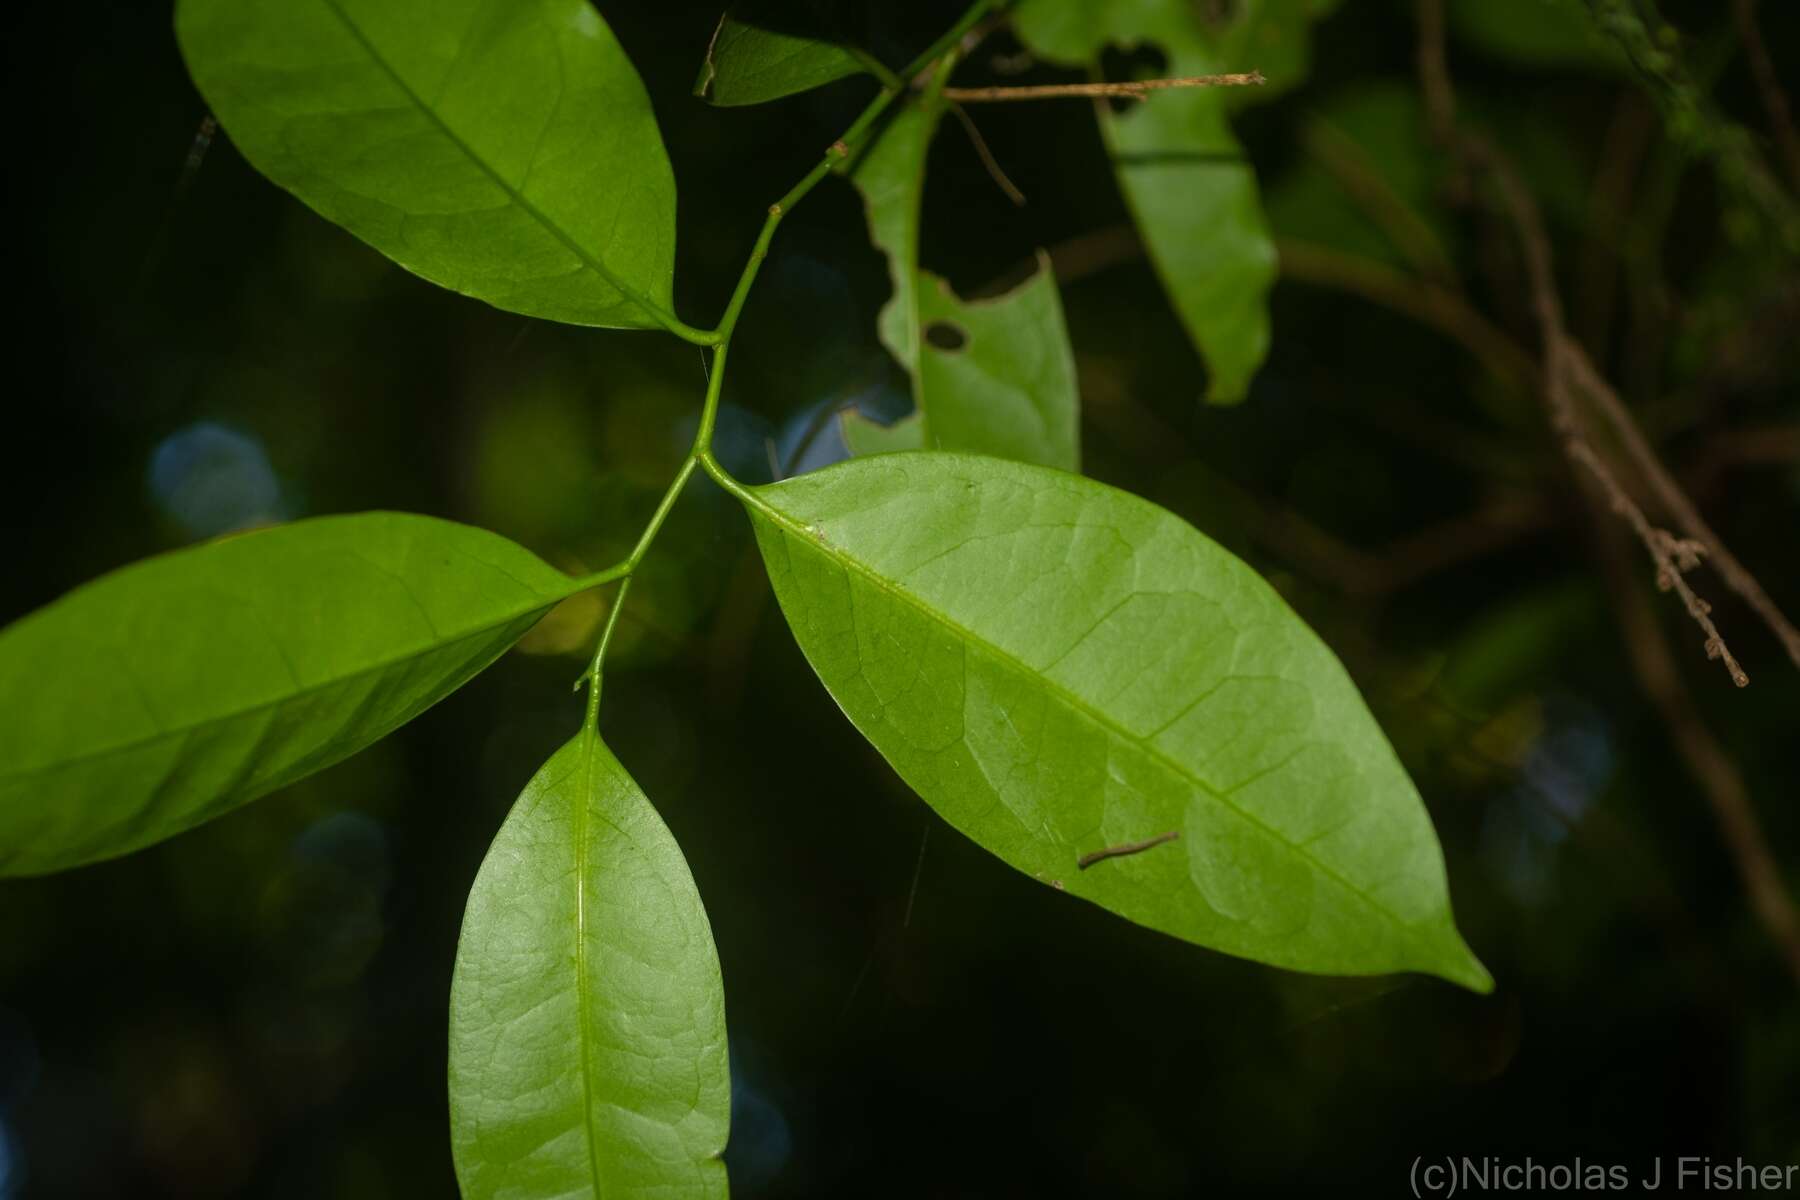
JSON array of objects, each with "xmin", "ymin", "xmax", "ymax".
[
  {"xmin": 1566, "ymin": 439, "xmax": 1748, "ymax": 686},
  {"xmin": 941, "ymin": 72, "xmax": 1263, "ymax": 103},
  {"xmin": 1590, "ymin": 515, "xmax": 1800, "ymax": 989},
  {"xmin": 1563, "ymin": 345, "xmax": 1800, "ymax": 672},
  {"xmin": 583, "ymin": 575, "xmax": 634, "ymax": 718},
  {"xmin": 1418, "ymin": 0, "xmax": 1757, "ymax": 687},
  {"xmin": 1417, "ymin": 0, "xmax": 1800, "ymax": 986},
  {"xmin": 577, "ymin": 3, "xmax": 1002, "ymax": 705}
]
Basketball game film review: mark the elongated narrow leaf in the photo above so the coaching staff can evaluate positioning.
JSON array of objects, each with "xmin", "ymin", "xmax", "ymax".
[
  {"xmin": 0, "ymin": 514, "xmax": 588, "ymax": 875},
  {"xmin": 177, "ymin": 0, "xmax": 680, "ymax": 330},
  {"xmin": 739, "ymin": 453, "xmax": 1489, "ymax": 989},
  {"xmin": 450, "ymin": 727, "xmax": 730, "ymax": 1199},
  {"xmin": 1014, "ymin": 0, "xmax": 1338, "ymax": 403},
  {"xmin": 695, "ymin": 3, "xmax": 867, "ymax": 106},
  {"xmin": 843, "ymin": 105, "xmax": 1079, "ymax": 470}
]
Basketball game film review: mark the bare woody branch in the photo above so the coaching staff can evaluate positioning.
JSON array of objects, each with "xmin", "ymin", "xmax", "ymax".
[
  {"xmin": 1591, "ymin": 519, "xmax": 1800, "ymax": 989},
  {"xmin": 1414, "ymin": 0, "xmax": 1800, "ymax": 990},
  {"xmin": 1563, "ymin": 346, "xmax": 1800, "ymax": 673},
  {"xmin": 1567, "ymin": 440, "xmax": 1749, "ymax": 686},
  {"xmin": 1454, "ymin": 98, "xmax": 1752, "ymax": 688},
  {"xmin": 942, "ymin": 72, "xmax": 1264, "ymax": 103}
]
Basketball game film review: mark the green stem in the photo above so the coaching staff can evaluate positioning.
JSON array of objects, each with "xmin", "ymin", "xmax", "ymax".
[
  {"xmin": 584, "ymin": 575, "xmax": 633, "ymax": 724},
  {"xmin": 581, "ymin": 0, "xmax": 992, "ymax": 711},
  {"xmin": 705, "ymin": 0, "xmax": 995, "ymax": 346},
  {"xmin": 898, "ymin": 0, "xmax": 996, "ymax": 81}
]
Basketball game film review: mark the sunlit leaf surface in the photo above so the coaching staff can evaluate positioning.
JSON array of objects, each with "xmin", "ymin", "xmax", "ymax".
[
  {"xmin": 742, "ymin": 452, "xmax": 1490, "ymax": 988},
  {"xmin": 843, "ymin": 104, "xmax": 1079, "ymax": 469},
  {"xmin": 177, "ymin": 0, "xmax": 681, "ymax": 329},
  {"xmin": 450, "ymin": 726, "xmax": 730, "ymax": 1199},
  {"xmin": 0, "ymin": 513, "xmax": 587, "ymax": 875},
  {"xmin": 1014, "ymin": 0, "xmax": 1339, "ymax": 403}
]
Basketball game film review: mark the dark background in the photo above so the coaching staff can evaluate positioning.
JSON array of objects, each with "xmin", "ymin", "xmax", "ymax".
[{"xmin": 2, "ymin": 1, "xmax": 1798, "ymax": 1195}]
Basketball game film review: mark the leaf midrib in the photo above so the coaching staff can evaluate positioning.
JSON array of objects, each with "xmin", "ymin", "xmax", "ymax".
[
  {"xmin": 314, "ymin": 0, "xmax": 675, "ymax": 328},
  {"xmin": 751, "ymin": 490, "xmax": 1419, "ymax": 934},
  {"xmin": 571, "ymin": 727, "xmax": 607, "ymax": 1199}
]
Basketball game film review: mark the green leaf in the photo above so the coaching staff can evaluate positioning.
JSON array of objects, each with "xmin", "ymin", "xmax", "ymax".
[
  {"xmin": 450, "ymin": 726, "xmax": 730, "ymax": 1199},
  {"xmin": 176, "ymin": 0, "xmax": 682, "ymax": 331},
  {"xmin": 1265, "ymin": 82, "xmax": 1454, "ymax": 271},
  {"xmin": 1446, "ymin": 0, "xmax": 1626, "ymax": 73},
  {"xmin": 737, "ymin": 453, "xmax": 1489, "ymax": 989},
  {"xmin": 0, "ymin": 513, "xmax": 588, "ymax": 876},
  {"xmin": 694, "ymin": 2, "xmax": 868, "ymax": 106},
  {"xmin": 1013, "ymin": 0, "xmax": 1337, "ymax": 403},
  {"xmin": 844, "ymin": 105, "xmax": 1080, "ymax": 469},
  {"xmin": 840, "ymin": 410, "xmax": 926, "ymax": 457}
]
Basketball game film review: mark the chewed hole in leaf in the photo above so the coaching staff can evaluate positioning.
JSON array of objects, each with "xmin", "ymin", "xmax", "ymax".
[
  {"xmin": 1099, "ymin": 44, "xmax": 1169, "ymax": 114},
  {"xmin": 924, "ymin": 320, "xmax": 969, "ymax": 352}
]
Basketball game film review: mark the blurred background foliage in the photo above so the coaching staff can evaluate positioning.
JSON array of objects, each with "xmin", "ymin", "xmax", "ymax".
[{"xmin": 2, "ymin": 0, "xmax": 1798, "ymax": 1195}]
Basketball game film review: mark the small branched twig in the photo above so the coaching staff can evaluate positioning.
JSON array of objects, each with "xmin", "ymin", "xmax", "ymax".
[
  {"xmin": 1567, "ymin": 441, "xmax": 1748, "ymax": 686},
  {"xmin": 1452, "ymin": 92, "xmax": 1754, "ymax": 688},
  {"xmin": 1563, "ymin": 344, "xmax": 1800, "ymax": 673},
  {"xmin": 1591, "ymin": 518, "xmax": 1800, "ymax": 989},
  {"xmin": 1077, "ymin": 831, "xmax": 1180, "ymax": 870},
  {"xmin": 942, "ymin": 72, "xmax": 1264, "ymax": 103},
  {"xmin": 1414, "ymin": 0, "xmax": 1800, "ymax": 990}
]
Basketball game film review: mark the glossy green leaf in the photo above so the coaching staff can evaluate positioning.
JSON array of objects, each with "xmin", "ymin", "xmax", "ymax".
[
  {"xmin": 450, "ymin": 726, "xmax": 730, "ymax": 1199},
  {"xmin": 1013, "ymin": 0, "xmax": 1336, "ymax": 404},
  {"xmin": 0, "ymin": 513, "xmax": 588, "ymax": 876},
  {"xmin": 738, "ymin": 453, "xmax": 1489, "ymax": 989},
  {"xmin": 694, "ymin": 2, "xmax": 867, "ymax": 106},
  {"xmin": 844, "ymin": 105, "xmax": 1079, "ymax": 469},
  {"xmin": 176, "ymin": 0, "xmax": 681, "ymax": 330}
]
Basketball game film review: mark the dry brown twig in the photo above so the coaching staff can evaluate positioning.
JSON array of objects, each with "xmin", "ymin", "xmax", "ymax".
[
  {"xmin": 1413, "ymin": 0, "xmax": 1800, "ymax": 987},
  {"xmin": 1566, "ymin": 440, "xmax": 1748, "ymax": 686},
  {"xmin": 1422, "ymin": 5, "xmax": 1760, "ymax": 689},
  {"xmin": 1591, "ymin": 518, "xmax": 1800, "ymax": 989},
  {"xmin": 1563, "ymin": 345, "xmax": 1800, "ymax": 673},
  {"xmin": 942, "ymin": 72, "xmax": 1264, "ymax": 103}
]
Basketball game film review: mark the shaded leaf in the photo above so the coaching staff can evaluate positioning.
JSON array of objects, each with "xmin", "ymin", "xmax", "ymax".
[
  {"xmin": 0, "ymin": 514, "xmax": 588, "ymax": 875},
  {"xmin": 1265, "ymin": 82, "xmax": 1454, "ymax": 271},
  {"xmin": 738, "ymin": 452, "xmax": 1489, "ymax": 989},
  {"xmin": 840, "ymin": 410, "xmax": 925, "ymax": 457},
  {"xmin": 1014, "ymin": 0, "xmax": 1337, "ymax": 403},
  {"xmin": 1447, "ymin": 0, "xmax": 1626, "ymax": 73},
  {"xmin": 450, "ymin": 726, "xmax": 730, "ymax": 1199},
  {"xmin": 177, "ymin": 0, "xmax": 681, "ymax": 330},
  {"xmin": 844, "ymin": 105, "xmax": 1079, "ymax": 469},
  {"xmin": 695, "ymin": 2, "xmax": 867, "ymax": 106}
]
